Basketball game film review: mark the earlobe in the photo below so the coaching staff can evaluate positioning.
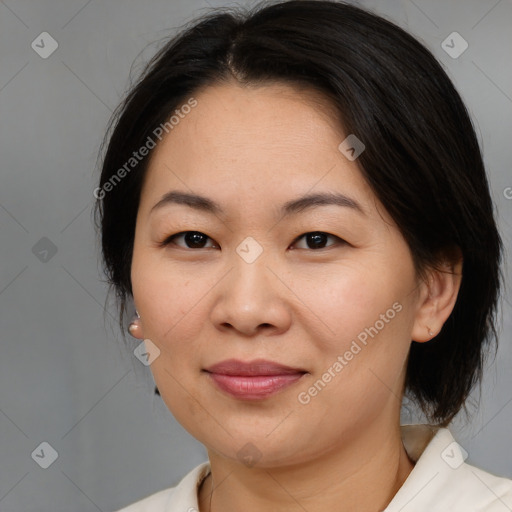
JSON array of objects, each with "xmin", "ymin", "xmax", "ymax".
[
  {"xmin": 128, "ymin": 310, "xmax": 145, "ymax": 339},
  {"xmin": 411, "ymin": 252, "xmax": 463, "ymax": 343}
]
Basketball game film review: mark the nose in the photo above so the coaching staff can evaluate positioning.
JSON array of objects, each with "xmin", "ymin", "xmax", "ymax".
[{"xmin": 209, "ymin": 250, "xmax": 292, "ymax": 337}]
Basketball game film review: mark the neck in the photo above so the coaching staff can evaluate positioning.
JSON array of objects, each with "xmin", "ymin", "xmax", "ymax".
[{"xmin": 198, "ymin": 423, "xmax": 415, "ymax": 512}]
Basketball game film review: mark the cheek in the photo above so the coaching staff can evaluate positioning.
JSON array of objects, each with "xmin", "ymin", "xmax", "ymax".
[
  {"xmin": 292, "ymin": 299, "xmax": 411, "ymax": 444},
  {"xmin": 131, "ymin": 249, "xmax": 209, "ymax": 343},
  {"xmin": 291, "ymin": 259, "xmax": 413, "ymax": 400},
  {"xmin": 131, "ymin": 254, "xmax": 213, "ymax": 423},
  {"xmin": 293, "ymin": 260, "xmax": 403, "ymax": 349}
]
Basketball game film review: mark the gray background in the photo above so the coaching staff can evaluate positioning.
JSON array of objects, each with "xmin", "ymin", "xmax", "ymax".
[{"xmin": 0, "ymin": 0, "xmax": 511, "ymax": 510}]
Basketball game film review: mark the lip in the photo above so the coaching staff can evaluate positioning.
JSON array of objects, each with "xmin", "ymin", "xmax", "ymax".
[{"xmin": 204, "ymin": 358, "xmax": 307, "ymax": 400}]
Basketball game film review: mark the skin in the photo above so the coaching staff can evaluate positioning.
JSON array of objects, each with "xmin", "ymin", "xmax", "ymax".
[{"xmin": 129, "ymin": 81, "xmax": 462, "ymax": 512}]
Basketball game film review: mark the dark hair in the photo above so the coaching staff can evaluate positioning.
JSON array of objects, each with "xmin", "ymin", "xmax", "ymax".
[{"xmin": 94, "ymin": 0, "xmax": 503, "ymax": 426}]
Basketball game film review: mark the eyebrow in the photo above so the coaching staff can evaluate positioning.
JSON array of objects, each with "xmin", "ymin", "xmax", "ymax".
[{"xmin": 150, "ymin": 190, "xmax": 366, "ymax": 217}]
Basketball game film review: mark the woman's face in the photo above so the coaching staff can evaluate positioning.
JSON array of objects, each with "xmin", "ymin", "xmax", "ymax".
[{"xmin": 131, "ymin": 81, "xmax": 428, "ymax": 467}]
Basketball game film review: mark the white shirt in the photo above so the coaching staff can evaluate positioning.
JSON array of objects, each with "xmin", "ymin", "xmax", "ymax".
[{"xmin": 115, "ymin": 424, "xmax": 512, "ymax": 511}]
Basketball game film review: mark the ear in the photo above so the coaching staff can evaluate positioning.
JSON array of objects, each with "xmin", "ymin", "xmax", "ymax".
[{"xmin": 411, "ymin": 247, "xmax": 463, "ymax": 343}]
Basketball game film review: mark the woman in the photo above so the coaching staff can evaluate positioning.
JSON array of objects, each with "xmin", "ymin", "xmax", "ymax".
[{"xmin": 95, "ymin": 1, "xmax": 511, "ymax": 510}]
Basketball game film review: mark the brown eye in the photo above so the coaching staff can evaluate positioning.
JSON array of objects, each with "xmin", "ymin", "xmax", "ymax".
[
  {"xmin": 161, "ymin": 231, "xmax": 217, "ymax": 249},
  {"xmin": 292, "ymin": 231, "xmax": 343, "ymax": 250}
]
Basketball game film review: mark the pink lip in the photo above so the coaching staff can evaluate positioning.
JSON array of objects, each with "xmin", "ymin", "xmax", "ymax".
[{"xmin": 204, "ymin": 359, "xmax": 307, "ymax": 400}]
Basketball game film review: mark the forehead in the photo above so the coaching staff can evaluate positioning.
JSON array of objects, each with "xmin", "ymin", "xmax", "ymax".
[
  {"xmin": 139, "ymin": 81, "xmax": 377, "ymax": 218},
  {"xmin": 148, "ymin": 80, "xmax": 345, "ymax": 162}
]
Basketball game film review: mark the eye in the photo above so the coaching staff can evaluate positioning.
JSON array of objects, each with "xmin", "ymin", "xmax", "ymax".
[
  {"xmin": 292, "ymin": 231, "xmax": 344, "ymax": 250},
  {"xmin": 159, "ymin": 230, "xmax": 345, "ymax": 251},
  {"xmin": 160, "ymin": 231, "xmax": 218, "ymax": 249}
]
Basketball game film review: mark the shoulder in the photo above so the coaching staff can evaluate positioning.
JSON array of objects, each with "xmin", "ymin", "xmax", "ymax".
[
  {"xmin": 387, "ymin": 425, "xmax": 512, "ymax": 512},
  {"xmin": 114, "ymin": 461, "xmax": 211, "ymax": 512},
  {"xmin": 452, "ymin": 460, "xmax": 512, "ymax": 511}
]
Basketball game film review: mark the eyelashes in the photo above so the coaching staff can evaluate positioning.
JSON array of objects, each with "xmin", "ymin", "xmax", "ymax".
[
  {"xmin": 293, "ymin": 231, "xmax": 345, "ymax": 250},
  {"xmin": 159, "ymin": 231, "xmax": 217, "ymax": 249},
  {"xmin": 159, "ymin": 230, "xmax": 346, "ymax": 251}
]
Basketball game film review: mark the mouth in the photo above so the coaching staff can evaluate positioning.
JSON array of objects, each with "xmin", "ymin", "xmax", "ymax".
[{"xmin": 203, "ymin": 359, "xmax": 308, "ymax": 400}]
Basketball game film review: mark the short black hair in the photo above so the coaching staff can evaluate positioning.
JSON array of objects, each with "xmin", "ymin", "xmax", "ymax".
[{"xmin": 94, "ymin": 0, "xmax": 503, "ymax": 426}]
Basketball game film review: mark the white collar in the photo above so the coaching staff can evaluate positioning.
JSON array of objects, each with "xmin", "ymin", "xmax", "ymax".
[{"xmin": 155, "ymin": 424, "xmax": 512, "ymax": 511}]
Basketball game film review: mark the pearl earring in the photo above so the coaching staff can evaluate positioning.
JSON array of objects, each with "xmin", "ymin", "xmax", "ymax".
[
  {"xmin": 128, "ymin": 310, "xmax": 140, "ymax": 336},
  {"xmin": 427, "ymin": 326, "xmax": 434, "ymax": 337}
]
